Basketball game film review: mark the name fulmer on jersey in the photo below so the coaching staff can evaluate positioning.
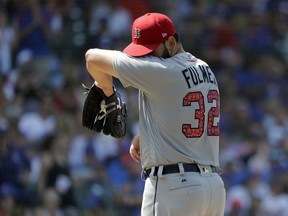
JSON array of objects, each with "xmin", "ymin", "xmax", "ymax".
[{"xmin": 181, "ymin": 65, "xmax": 218, "ymax": 88}]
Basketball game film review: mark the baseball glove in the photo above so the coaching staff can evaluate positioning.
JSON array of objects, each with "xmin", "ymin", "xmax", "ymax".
[
  {"xmin": 82, "ymin": 83, "xmax": 106, "ymax": 132},
  {"xmin": 82, "ymin": 83, "xmax": 127, "ymax": 138}
]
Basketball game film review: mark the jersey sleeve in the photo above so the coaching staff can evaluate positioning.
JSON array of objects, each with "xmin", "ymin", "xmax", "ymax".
[{"xmin": 112, "ymin": 51, "xmax": 169, "ymax": 94}]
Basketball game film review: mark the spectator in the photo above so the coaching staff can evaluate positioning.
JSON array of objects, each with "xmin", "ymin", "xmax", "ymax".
[
  {"xmin": 258, "ymin": 175, "xmax": 288, "ymax": 216},
  {"xmin": 0, "ymin": 183, "xmax": 17, "ymax": 216},
  {"xmin": 34, "ymin": 188, "xmax": 64, "ymax": 216},
  {"xmin": 17, "ymin": 95, "xmax": 56, "ymax": 143},
  {"xmin": 113, "ymin": 153, "xmax": 144, "ymax": 216},
  {"xmin": 87, "ymin": 16, "xmax": 116, "ymax": 50},
  {"xmin": 107, "ymin": 0, "xmax": 132, "ymax": 41},
  {"xmin": 262, "ymin": 101, "xmax": 288, "ymax": 147},
  {"xmin": 67, "ymin": 117, "xmax": 112, "ymax": 209},
  {"xmin": 37, "ymin": 135, "xmax": 78, "ymax": 214},
  {"xmin": 225, "ymin": 183, "xmax": 252, "ymax": 216},
  {"xmin": 88, "ymin": 0, "xmax": 132, "ymax": 50},
  {"xmin": 14, "ymin": 0, "xmax": 59, "ymax": 88},
  {"xmin": 0, "ymin": 127, "xmax": 38, "ymax": 208},
  {"xmin": 0, "ymin": 9, "xmax": 16, "ymax": 75}
]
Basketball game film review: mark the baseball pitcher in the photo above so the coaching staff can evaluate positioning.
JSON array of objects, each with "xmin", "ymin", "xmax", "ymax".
[{"xmin": 84, "ymin": 13, "xmax": 226, "ymax": 216}]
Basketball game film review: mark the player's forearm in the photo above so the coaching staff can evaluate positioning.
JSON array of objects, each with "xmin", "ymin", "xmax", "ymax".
[{"xmin": 85, "ymin": 49, "xmax": 115, "ymax": 96}]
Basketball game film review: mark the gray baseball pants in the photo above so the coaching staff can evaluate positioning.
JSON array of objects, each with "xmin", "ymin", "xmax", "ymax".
[{"xmin": 141, "ymin": 164, "xmax": 226, "ymax": 216}]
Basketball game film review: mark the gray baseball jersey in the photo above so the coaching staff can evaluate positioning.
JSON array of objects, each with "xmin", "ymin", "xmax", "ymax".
[{"xmin": 112, "ymin": 51, "xmax": 220, "ymax": 169}]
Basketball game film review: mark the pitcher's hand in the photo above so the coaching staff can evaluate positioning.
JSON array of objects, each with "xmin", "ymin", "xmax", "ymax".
[{"xmin": 130, "ymin": 134, "xmax": 140, "ymax": 163}]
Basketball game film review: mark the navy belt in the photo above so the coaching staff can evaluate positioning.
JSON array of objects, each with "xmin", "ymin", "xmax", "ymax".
[{"xmin": 144, "ymin": 163, "xmax": 217, "ymax": 178}]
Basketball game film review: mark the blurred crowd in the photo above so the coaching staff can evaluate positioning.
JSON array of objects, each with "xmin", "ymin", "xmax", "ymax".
[{"xmin": 0, "ymin": 0, "xmax": 288, "ymax": 215}]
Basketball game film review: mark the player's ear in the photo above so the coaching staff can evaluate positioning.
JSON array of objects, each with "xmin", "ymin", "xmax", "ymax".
[
  {"xmin": 166, "ymin": 36, "xmax": 176, "ymax": 47},
  {"xmin": 165, "ymin": 36, "xmax": 177, "ymax": 55}
]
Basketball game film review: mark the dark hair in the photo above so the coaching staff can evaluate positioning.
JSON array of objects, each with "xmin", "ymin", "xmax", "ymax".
[{"xmin": 173, "ymin": 32, "xmax": 180, "ymax": 43}]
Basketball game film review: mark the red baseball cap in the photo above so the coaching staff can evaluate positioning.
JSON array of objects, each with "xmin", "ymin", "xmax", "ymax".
[{"xmin": 123, "ymin": 13, "xmax": 176, "ymax": 57}]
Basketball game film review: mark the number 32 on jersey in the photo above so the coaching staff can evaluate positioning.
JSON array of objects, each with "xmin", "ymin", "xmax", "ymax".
[{"xmin": 182, "ymin": 90, "xmax": 220, "ymax": 138}]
